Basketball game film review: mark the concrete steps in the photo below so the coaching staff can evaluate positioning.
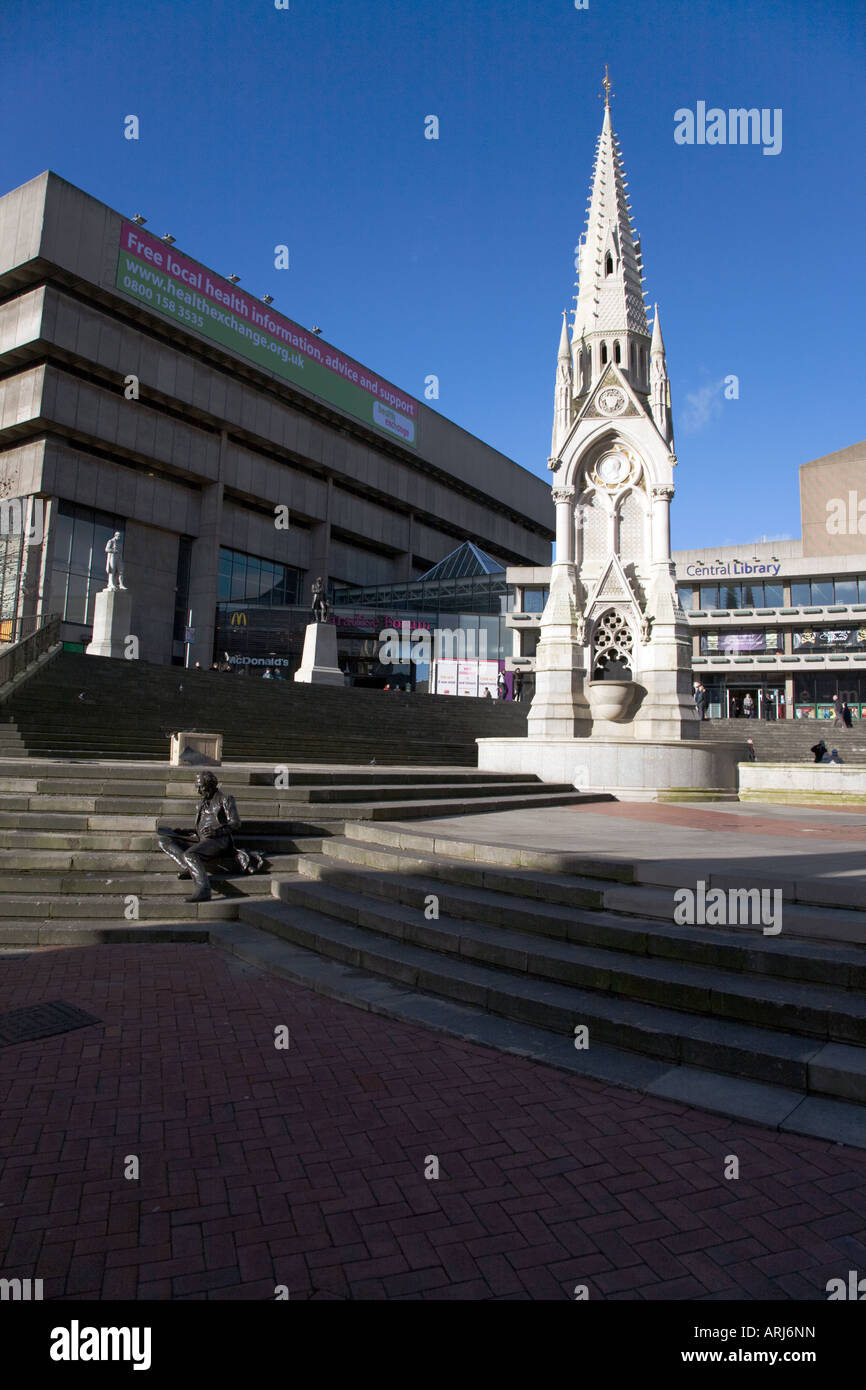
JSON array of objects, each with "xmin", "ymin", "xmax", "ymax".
[
  {"xmin": 0, "ymin": 760, "xmax": 584, "ymax": 943},
  {"xmin": 2, "ymin": 651, "xmax": 530, "ymax": 764},
  {"xmin": 231, "ymin": 822, "xmax": 866, "ymax": 1145},
  {"xmin": 698, "ymin": 720, "xmax": 866, "ymax": 764}
]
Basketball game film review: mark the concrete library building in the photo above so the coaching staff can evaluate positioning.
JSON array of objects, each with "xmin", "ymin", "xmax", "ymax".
[{"xmin": 0, "ymin": 171, "xmax": 552, "ymax": 673}]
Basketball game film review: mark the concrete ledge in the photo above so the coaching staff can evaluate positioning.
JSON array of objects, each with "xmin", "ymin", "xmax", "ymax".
[
  {"xmin": 477, "ymin": 737, "xmax": 746, "ymax": 798},
  {"xmin": 740, "ymin": 762, "xmax": 866, "ymax": 804}
]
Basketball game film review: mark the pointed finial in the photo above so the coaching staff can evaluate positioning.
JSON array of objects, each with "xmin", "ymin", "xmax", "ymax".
[{"xmin": 600, "ymin": 65, "xmax": 614, "ymax": 108}]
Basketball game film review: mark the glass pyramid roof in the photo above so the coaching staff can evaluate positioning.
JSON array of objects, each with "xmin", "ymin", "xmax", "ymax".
[{"xmin": 417, "ymin": 541, "xmax": 505, "ymax": 583}]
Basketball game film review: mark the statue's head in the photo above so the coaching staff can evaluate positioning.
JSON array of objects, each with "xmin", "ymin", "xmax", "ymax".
[{"xmin": 196, "ymin": 771, "xmax": 219, "ymax": 799}]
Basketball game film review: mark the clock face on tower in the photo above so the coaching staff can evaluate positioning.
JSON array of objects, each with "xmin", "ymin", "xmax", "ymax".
[{"xmin": 597, "ymin": 386, "xmax": 627, "ymax": 416}]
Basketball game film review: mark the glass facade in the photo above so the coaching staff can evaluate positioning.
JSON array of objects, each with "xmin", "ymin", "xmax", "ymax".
[
  {"xmin": 696, "ymin": 581, "xmax": 784, "ymax": 609},
  {"xmin": 791, "ymin": 577, "xmax": 866, "ymax": 605},
  {"xmin": 49, "ymin": 501, "xmax": 124, "ymax": 626},
  {"xmin": 792, "ymin": 674, "xmax": 866, "ymax": 721},
  {"xmin": 171, "ymin": 537, "xmax": 194, "ymax": 662},
  {"xmin": 333, "ymin": 571, "xmax": 510, "ymax": 618},
  {"xmin": 217, "ymin": 546, "xmax": 303, "ymax": 608}
]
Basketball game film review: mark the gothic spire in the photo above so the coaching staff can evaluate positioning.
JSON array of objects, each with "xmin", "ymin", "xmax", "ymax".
[
  {"xmin": 650, "ymin": 303, "xmax": 666, "ymax": 356},
  {"xmin": 572, "ymin": 97, "xmax": 649, "ymax": 344},
  {"xmin": 552, "ymin": 310, "xmax": 574, "ymax": 454}
]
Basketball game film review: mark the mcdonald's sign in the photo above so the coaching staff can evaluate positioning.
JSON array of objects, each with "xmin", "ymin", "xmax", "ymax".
[{"xmin": 230, "ymin": 612, "xmax": 247, "ymax": 626}]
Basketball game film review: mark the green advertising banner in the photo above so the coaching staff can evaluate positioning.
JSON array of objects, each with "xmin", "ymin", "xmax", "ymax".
[{"xmin": 115, "ymin": 222, "xmax": 420, "ymax": 448}]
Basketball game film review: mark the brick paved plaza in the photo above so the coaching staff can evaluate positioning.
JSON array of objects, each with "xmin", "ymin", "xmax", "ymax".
[{"xmin": 1, "ymin": 937, "xmax": 864, "ymax": 1301}]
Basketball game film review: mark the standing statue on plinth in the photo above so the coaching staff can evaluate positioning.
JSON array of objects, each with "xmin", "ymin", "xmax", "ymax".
[
  {"xmin": 105, "ymin": 532, "xmax": 126, "ymax": 590},
  {"xmin": 311, "ymin": 576, "xmax": 330, "ymax": 623}
]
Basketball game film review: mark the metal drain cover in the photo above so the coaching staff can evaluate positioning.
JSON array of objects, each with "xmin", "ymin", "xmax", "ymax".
[{"xmin": 0, "ymin": 999, "xmax": 101, "ymax": 1047}]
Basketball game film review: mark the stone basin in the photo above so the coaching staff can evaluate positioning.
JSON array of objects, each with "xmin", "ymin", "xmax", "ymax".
[{"xmin": 586, "ymin": 679, "xmax": 636, "ymax": 723}]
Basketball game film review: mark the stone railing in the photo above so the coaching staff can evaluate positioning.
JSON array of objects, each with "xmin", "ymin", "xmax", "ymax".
[{"xmin": 0, "ymin": 614, "xmax": 62, "ymax": 700}]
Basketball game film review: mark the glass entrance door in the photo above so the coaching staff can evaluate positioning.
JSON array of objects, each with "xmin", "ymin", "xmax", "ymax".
[{"xmin": 726, "ymin": 684, "xmax": 783, "ymax": 719}]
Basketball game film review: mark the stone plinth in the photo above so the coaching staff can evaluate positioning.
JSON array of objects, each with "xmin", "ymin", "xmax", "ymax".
[
  {"xmin": 293, "ymin": 622, "xmax": 343, "ymax": 686},
  {"xmin": 477, "ymin": 736, "xmax": 748, "ymax": 801},
  {"xmin": 169, "ymin": 731, "xmax": 223, "ymax": 766},
  {"xmin": 85, "ymin": 587, "xmax": 132, "ymax": 659}
]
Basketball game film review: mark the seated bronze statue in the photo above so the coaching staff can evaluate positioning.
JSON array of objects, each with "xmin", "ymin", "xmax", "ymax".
[{"xmin": 157, "ymin": 771, "xmax": 264, "ymax": 902}]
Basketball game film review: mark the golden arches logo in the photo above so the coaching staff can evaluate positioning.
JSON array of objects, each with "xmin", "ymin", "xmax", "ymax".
[{"xmin": 230, "ymin": 611, "xmax": 247, "ymax": 626}]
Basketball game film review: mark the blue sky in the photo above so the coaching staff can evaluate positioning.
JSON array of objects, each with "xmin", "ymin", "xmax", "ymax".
[{"xmin": 2, "ymin": 0, "xmax": 864, "ymax": 551}]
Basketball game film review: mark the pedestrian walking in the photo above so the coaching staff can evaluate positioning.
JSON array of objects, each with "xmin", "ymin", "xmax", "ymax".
[
  {"xmin": 497, "ymin": 670, "xmax": 507, "ymax": 700},
  {"xmin": 694, "ymin": 682, "xmax": 708, "ymax": 721},
  {"xmin": 513, "ymin": 670, "xmax": 524, "ymax": 703},
  {"xmin": 842, "ymin": 702, "xmax": 853, "ymax": 728},
  {"xmin": 742, "ymin": 693, "xmax": 754, "ymax": 719},
  {"xmin": 832, "ymin": 694, "xmax": 844, "ymax": 727}
]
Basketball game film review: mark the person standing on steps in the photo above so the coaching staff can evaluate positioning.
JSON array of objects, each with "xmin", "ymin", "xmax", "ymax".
[
  {"xmin": 513, "ymin": 669, "xmax": 524, "ymax": 703},
  {"xmin": 742, "ymin": 692, "xmax": 754, "ymax": 719},
  {"xmin": 842, "ymin": 702, "xmax": 853, "ymax": 728},
  {"xmin": 694, "ymin": 682, "xmax": 708, "ymax": 721},
  {"xmin": 157, "ymin": 771, "xmax": 262, "ymax": 903},
  {"xmin": 832, "ymin": 693, "xmax": 844, "ymax": 727},
  {"xmin": 497, "ymin": 669, "xmax": 507, "ymax": 700}
]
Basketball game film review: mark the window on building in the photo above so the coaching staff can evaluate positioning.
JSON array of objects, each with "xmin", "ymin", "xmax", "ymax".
[
  {"xmin": 614, "ymin": 341, "xmax": 622, "ymax": 364},
  {"xmin": 49, "ymin": 501, "xmax": 123, "ymax": 625},
  {"xmin": 601, "ymin": 342, "xmax": 608, "ymax": 365},
  {"xmin": 698, "ymin": 581, "xmax": 784, "ymax": 610},
  {"xmin": 811, "ymin": 580, "xmax": 834, "ymax": 605},
  {"xmin": 834, "ymin": 579, "xmax": 859, "ymax": 604},
  {"xmin": 605, "ymin": 254, "xmax": 613, "ymax": 276},
  {"xmin": 677, "ymin": 585, "xmax": 694, "ymax": 611},
  {"xmin": 522, "ymin": 588, "xmax": 549, "ymax": 613},
  {"xmin": 172, "ymin": 537, "xmax": 194, "ymax": 659},
  {"xmin": 217, "ymin": 547, "xmax": 302, "ymax": 610}
]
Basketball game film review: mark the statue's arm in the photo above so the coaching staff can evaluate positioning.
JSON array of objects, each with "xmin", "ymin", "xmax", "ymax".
[{"xmin": 222, "ymin": 794, "xmax": 242, "ymax": 831}]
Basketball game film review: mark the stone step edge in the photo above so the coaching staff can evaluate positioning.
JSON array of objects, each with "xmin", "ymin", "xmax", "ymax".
[
  {"xmin": 279, "ymin": 873, "xmax": 866, "ymax": 1035},
  {"xmin": 312, "ymin": 839, "xmax": 866, "ymax": 962},
  {"xmin": 207, "ymin": 920, "xmax": 866, "ymax": 1151},
  {"xmin": 342, "ymin": 821, "xmax": 866, "ymax": 915},
  {"xmin": 239, "ymin": 898, "xmax": 866, "ymax": 1094},
  {"xmin": 289, "ymin": 861, "xmax": 866, "ymax": 994}
]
